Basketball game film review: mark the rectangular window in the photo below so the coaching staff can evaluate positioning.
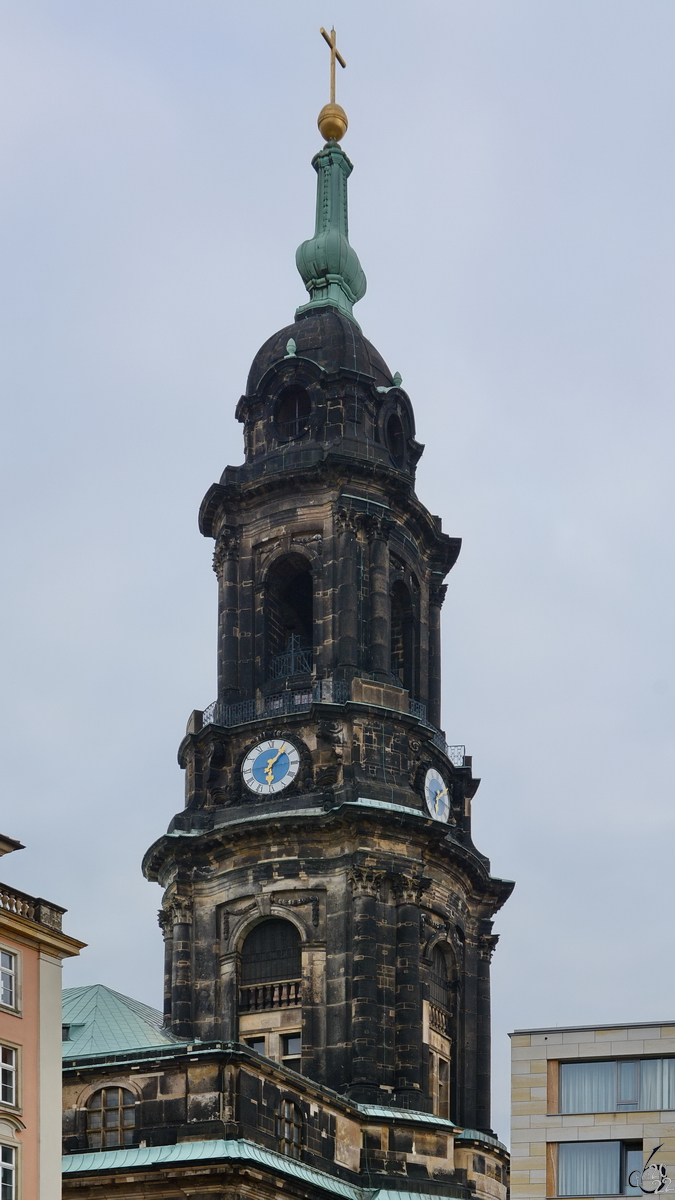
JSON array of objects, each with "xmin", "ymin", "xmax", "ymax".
[
  {"xmin": 438, "ymin": 1056, "xmax": 450, "ymax": 1120},
  {"xmin": 281, "ymin": 1033, "xmax": 302, "ymax": 1072},
  {"xmin": 0, "ymin": 1146, "xmax": 14, "ymax": 1200},
  {"xmin": 558, "ymin": 1141, "xmax": 643, "ymax": 1196},
  {"xmin": 0, "ymin": 956, "xmax": 14, "ymax": 1010},
  {"xmin": 0, "ymin": 1050, "xmax": 15, "ymax": 1107},
  {"xmin": 560, "ymin": 1058, "xmax": 675, "ymax": 1113},
  {"xmin": 245, "ymin": 1037, "xmax": 267, "ymax": 1056}
]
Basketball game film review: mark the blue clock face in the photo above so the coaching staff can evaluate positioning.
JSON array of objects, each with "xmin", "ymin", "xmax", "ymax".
[
  {"xmin": 242, "ymin": 739, "xmax": 300, "ymax": 796},
  {"xmin": 424, "ymin": 768, "xmax": 450, "ymax": 823}
]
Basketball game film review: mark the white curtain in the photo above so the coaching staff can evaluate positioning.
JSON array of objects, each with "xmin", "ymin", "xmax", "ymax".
[
  {"xmin": 558, "ymin": 1141, "xmax": 620, "ymax": 1196},
  {"xmin": 640, "ymin": 1059, "xmax": 675, "ymax": 1110},
  {"xmin": 560, "ymin": 1061, "xmax": 617, "ymax": 1114}
]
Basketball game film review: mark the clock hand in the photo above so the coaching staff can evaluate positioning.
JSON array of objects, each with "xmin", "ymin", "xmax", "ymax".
[
  {"xmin": 264, "ymin": 743, "xmax": 287, "ymax": 785},
  {"xmin": 433, "ymin": 785, "xmax": 449, "ymax": 813}
]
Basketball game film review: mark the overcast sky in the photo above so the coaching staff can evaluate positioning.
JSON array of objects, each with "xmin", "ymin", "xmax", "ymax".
[{"xmin": 1, "ymin": 0, "xmax": 674, "ymax": 1143}]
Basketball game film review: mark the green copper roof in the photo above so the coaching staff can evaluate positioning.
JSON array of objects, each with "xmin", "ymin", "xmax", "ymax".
[
  {"xmin": 62, "ymin": 984, "xmax": 184, "ymax": 1058},
  {"xmin": 62, "ymin": 1137, "xmax": 451, "ymax": 1200},
  {"xmin": 296, "ymin": 141, "xmax": 366, "ymax": 324},
  {"xmin": 62, "ymin": 1138, "xmax": 361, "ymax": 1198}
]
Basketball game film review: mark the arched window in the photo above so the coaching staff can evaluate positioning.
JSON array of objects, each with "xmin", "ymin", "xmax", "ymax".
[
  {"xmin": 86, "ymin": 1087, "xmax": 135, "ymax": 1149},
  {"xmin": 275, "ymin": 386, "xmax": 311, "ymax": 440},
  {"xmin": 266, "ymin": 555, "xmax": 313, "ymax": 680},
  {"xmin": 240, "ymin": 919, "xmax": 302, "ymax": 1012},
  {"xmin": 277, "ymin": 1099, "xmax": 303, "ymax": 1158},
  {"xmin": 386, "ymin": 411, "xmax": 406, "ymax": 468},
  {"xmin": 390, "ymin": 580, "xmax": 416, "ymax": 693},
  {"xmin": 430, "ymin": 945, "xmax": 450, "ymax": 1012}
]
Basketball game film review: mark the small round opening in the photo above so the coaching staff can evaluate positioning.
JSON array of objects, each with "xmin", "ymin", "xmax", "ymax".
[
  {"xmin": 275, "ymin": 386, "xmax": 311, "ymax": 440},
  {"xmin": 386, "ymin": 412, "xmax": 406, "ymax": 468}
]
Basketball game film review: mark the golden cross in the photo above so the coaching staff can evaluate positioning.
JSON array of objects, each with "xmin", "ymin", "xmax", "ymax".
[{"xmin": 320, "ymin": 26, "xmax": 346, "ymax": 105}]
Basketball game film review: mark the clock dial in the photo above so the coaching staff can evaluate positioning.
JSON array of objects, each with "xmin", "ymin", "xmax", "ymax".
[
  {"xmin": 424, "ymin": 767, "xmax": 450, "ymax": 823},
  {"xmin": 242, "ymin": 739, "xmax": 300, "ymax": 796}
]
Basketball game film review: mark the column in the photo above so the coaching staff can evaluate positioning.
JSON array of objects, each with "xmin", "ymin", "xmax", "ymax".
[
  {"xmin": 393, "ymin": 873, "xmax": 427, "ymax": 1105},
  {"xmin": 368, "ymin": 518, "xmax": 391, "ymax": 681},
  {"xmin": 170, "ymin": 897, "xmax": 193, "ymax": 1038},
  {"xmin": 428, "ymin": 582, "xmax": 447, "ymax": 730},
  {"xmin": 476, "ymin": 928, "xmax": 498, "ymax": 1131},
  {"xmin": 348, "ymin": 868, "xmax": 382, "ymax": 1100},
  {"xmin": 336, "ymin": 509, "xmax": 359, "ymax": 673},
  {"xmin": 158, "ymin": 909, "xmax": 174, "ymax": 1028},
  {"xmin": 214, "ymin": 529, "xmax": 240, "ymax": 701}
]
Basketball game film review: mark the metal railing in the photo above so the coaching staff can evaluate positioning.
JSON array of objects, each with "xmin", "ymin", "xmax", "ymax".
[
  {"xmin": 203, "ymin": 679, "xmax": 350, "ymax": 730},
  {"xmin": 202, "ymin": 681, "xmax": 465, "ymax": 766},
  {"xmin": 268, "ymin": 636, "xmax": 313, "ymax": 681},
  {"xmin": 239, "ymin": 980, "xmax": 302, "ymax": 1012}
]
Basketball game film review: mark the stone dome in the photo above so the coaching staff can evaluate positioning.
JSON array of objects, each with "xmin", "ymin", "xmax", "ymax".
[{"xmin": 246, "ymin": 307, "xmax": 393, "ymax": 396}]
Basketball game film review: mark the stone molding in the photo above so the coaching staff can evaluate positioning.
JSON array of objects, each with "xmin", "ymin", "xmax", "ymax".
[
  {"xmin": 212, "ymin": 528, "xmax": 240, "ymax": 573},
  {"xmin": 348, "ymin": 866, "xmax": 383, "ymax": 899}
]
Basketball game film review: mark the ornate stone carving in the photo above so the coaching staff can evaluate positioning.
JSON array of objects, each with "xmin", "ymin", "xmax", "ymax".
[
  {"xmin": 477, "ymin": 933, "xmax": 499, "ymax": 962},
  {"xmin": 429, "ymin": 582, "xmax": 448, "ymax": 607},
  {"xmin": 273, "ymin": 894, "xmax": 321, "ymax": 928},
  {"xmin": 170, "ymin": 897, "xmax": 193, "ymax": 925},
  {"xmin": 157, "ymin": 908, "xmax": 173, "ymax": 938},
  {"xmin": 391, "ymin": 870, "xmax": 431, "ymax": 905},
  {"xmin": 212, "ymin": 528, "xmax": 240, "ymax": 573},
  {"xmin": 335, "ymin": 506, "xmax": 360, "ymax": 536},
  {"xmin": 348, "ymin": 866, "xmax": 383, "ymax": 899}
]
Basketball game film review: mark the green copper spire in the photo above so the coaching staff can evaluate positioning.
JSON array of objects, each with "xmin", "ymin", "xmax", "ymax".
[{"xmin": 296, "ymin": 141, "xmax": 367, "ymax": 324}]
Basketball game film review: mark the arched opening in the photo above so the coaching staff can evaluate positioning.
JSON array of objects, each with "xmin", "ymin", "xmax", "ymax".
[
  {"xmin": 241, "ymin": 919, "xmax": 301, "ymax": 987},
  {"xmin": 275, "ymin": 386, "xmax": 311, "ymax": 439},
  {"xmin": 386, "ymin": 412, "xmax": 406, "ymax": 468},
  {"xmin": 238, "ymin": 919, "xmax": 303, "ymax": 1070},
  {"xmin": 430, "ymin": 945, "xmax": 450, "ymax": 1013},
  {"xmin": 390, "ymin": 580, "xmax": 415, "ymax": 693},
  {"xmin": 86, "ymin": 1087, "xmax": 136, "ymax": 1149},
  {"xmin": 266, "ymin": 555, "xmax": 314, "ymax": 680}
]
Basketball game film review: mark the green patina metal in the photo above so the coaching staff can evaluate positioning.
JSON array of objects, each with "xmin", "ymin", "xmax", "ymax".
[
  {"xmin": 296, "ymin": 141, "xmax": 366, "ymax": 324},
  {"xmin": 62, "ymin": 984, "xmax": 185, "ymax": 1058}
]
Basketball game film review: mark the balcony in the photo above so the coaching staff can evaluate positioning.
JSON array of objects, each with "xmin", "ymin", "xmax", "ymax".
[
  {"xmin": 0, "ymin": 884, "xmax": 65, "ymax": 931},
  {"xmin": 268, "ymin": 635, "xmax": 312, "ymax": 682},
  {"xmin": 239, "ymin": 980, "xmax": 302, "ymax": 1011}
]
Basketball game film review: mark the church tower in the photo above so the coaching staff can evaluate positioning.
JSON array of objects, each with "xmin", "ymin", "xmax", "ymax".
[
  {"xmin": 144, "ymin": 46, "xmax": 512, "ymax": 1125},
  {"xmin": 63, "ymin": 37, "xmax": 513, "ymax": 1200}
]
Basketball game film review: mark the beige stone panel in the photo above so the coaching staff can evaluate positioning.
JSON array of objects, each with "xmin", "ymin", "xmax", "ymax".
[
  {"xmin": 576, "ymin": 1042, "xmax": 610, "ymax": 1058},
  {"xmin": 613, "ymin": 1124, "xmax": 648, "ymax": 1139},
  {"xmin": 562, "ymin": 1031, "xmax": 590, "ymax": 1044},
  {"xmin": 532, "ymin": 1032, "xmax": 563, "ymax": 1045},
  {"xmin": 528, "ymin": 1169, "xmax": 547, "ymax": 1183},
  {"xmin": 510, "ymin": 1140, "xmax": 533, "ymax": 1154},
  {"xmin": 511, "ymin": 1035, "xmax": 532, "ymax": 1047},
  {"xmin": 546, "ymin": 1131, "xmax": 579, "ymax": 1142},
  {"xmin": 561, "ymin": 1115, "xmax": 595, "ymax": 1128},
  {"xmin": 517, "ymin": 1101, "xmax": 551, "ymax": 1116},
  {"xmin": 539, "ymin": 1116, "xmax": 563, "ymax": 1127},
  {"xmin": 526, "ymin": 1073, "xmax": 548, "ymax": 1087},
  {"xmin": 510, "ymin": 1130, "xmax": 534, "ymax": 1145},
  {"xmin": 512, "ymin": 1045, "xmax": 544, "ymax": 1061},
  {"xmin": 578, "ymin": 1127, "xmax": 612, "ymax": 1140},
  {"xmin": 334, "ymin": 1113, "xmax": 360, "ymax": 1172},
  {"xmin": 596, "ymin": 1027, "xmax": 627, "ymax": 1040},
  {"xmin": 512, "ymin": 1115, "xmax": 533, "ymax": 1129},
  {"xmin": 645, "ymin": 1039, "xmax": 675, "ymax": 1055},
  {"xmin": 516, "ymin": 1155, "xmax": 547, "ymax": 1171},
  {"xmin": 513, "ymin": 1087, "xmax": 536, "ymax": 1102},
  {"xmin": 531, "ymin": 1087, "xmax": 548, "ymax": 1101},
  {"xmin": 513, "ymin": 1060, "xmax": 539, "ymax": 1075},
  {"xmin": 628, "ymin": 1027, "xmax": 659, "ymax": 1040}
]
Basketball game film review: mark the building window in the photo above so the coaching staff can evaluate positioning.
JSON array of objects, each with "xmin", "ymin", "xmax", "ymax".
[
  {"xmin": 86, "ymin": 1087, "xmax": 136, "ymax": 1149},
  {"xmin": 265, "ymin": 556, "xmax": 313, "ymax": 681},
  {"xmin": 241, "ymin": 919, "xmax": 301, "ymax": 987},
  {"xmin": 390, "ymin": 578, "xmax": 418, "ymax": 695},
  {"xmin": 557, "ymin": 1141, "xmax": 643, "ymax": 1196},
  {"xmin": 0, "ymin": 1050, "xmax": 15, "ymax": 1107},
  {"xmin": 0, "ymin": 955, "xmax": 15, "ymax": 1009},
  {"xmin": 429, "ymin": 1050, "xmax": 451, "ymax": 1119},
  {"xmin": 277, "ymin": 1100, "xmax": 303, "ymax": 1159},
  {"xmin": 560, "ymin": 1058, "xmax": 675, "ymax": 1113},
  {"xmin": 281, "ymin": 1033, "xmax": 302, "ymax": 1072},
  {"xmin": 386, "ymin": 411, "xmax": 406, "ymax": 468},
  {"xmin": 275, "ymin": 386, "xmax": 311, "ymax": 440},
  {"xmin": 245, "ymin": 1036, "xmax": 267, "ymax": 1056},
  {"xmin": 0, "ymin": 1146, "xmax": 14, "ymax": 1200}
]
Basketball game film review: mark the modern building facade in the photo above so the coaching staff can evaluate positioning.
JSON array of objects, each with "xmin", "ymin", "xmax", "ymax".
[
  {"xmin": 511, "ymin": 1021, "xmax": 675, "ymax": 1200},
  {"xmin": 0, "ymin": 835, "xmax": 83, "ymax": 1200},
  {"xmin": 61, "ymin": 78, "xmax": 513, "ymax": 1200}
]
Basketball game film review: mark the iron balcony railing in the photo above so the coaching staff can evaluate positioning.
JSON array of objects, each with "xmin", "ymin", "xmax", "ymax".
[
  {"xmin": 202, "ymin": 681, "xmax": 465, "ymax": 766},
  {"xmin": 268, "ymin": 636, "xmax": 313, "ymax": 681}
]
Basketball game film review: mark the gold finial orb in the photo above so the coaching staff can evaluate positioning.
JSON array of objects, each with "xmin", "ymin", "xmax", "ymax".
[{"xmin": 318, "ymin": 102, "xmax": 348, "ymax": 142}]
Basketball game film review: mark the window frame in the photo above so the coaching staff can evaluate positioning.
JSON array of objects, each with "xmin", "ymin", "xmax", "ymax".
[
  {"xmin": 277, "ymin": 1098, "xmax": 304, "ymax": 1159},
  {"xmin": 85, "ymin": 1086, "xmax": 137, "ymax": 1150},
  {"xmin": 0, "ymin": 1047, "xmax": 17, "ymax": 1110},
  {"xmin": 0, "ymin": 1144, "xmax": 16, "ymax": 1200},
  {"xmin": 0, "ymin": 948, "xmax": 19, "ymax": 1016},
  {"xmin": 556, "ymin": 1139, "xmax": 644, "ymax": 1197},
  {"xmin": 280, "ymin": 1031, "xmax": 302, "ymax": 1073},
  {"xmin": 558, "ymin": 1056, "xmax": 675, "ymax": 1115}
]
